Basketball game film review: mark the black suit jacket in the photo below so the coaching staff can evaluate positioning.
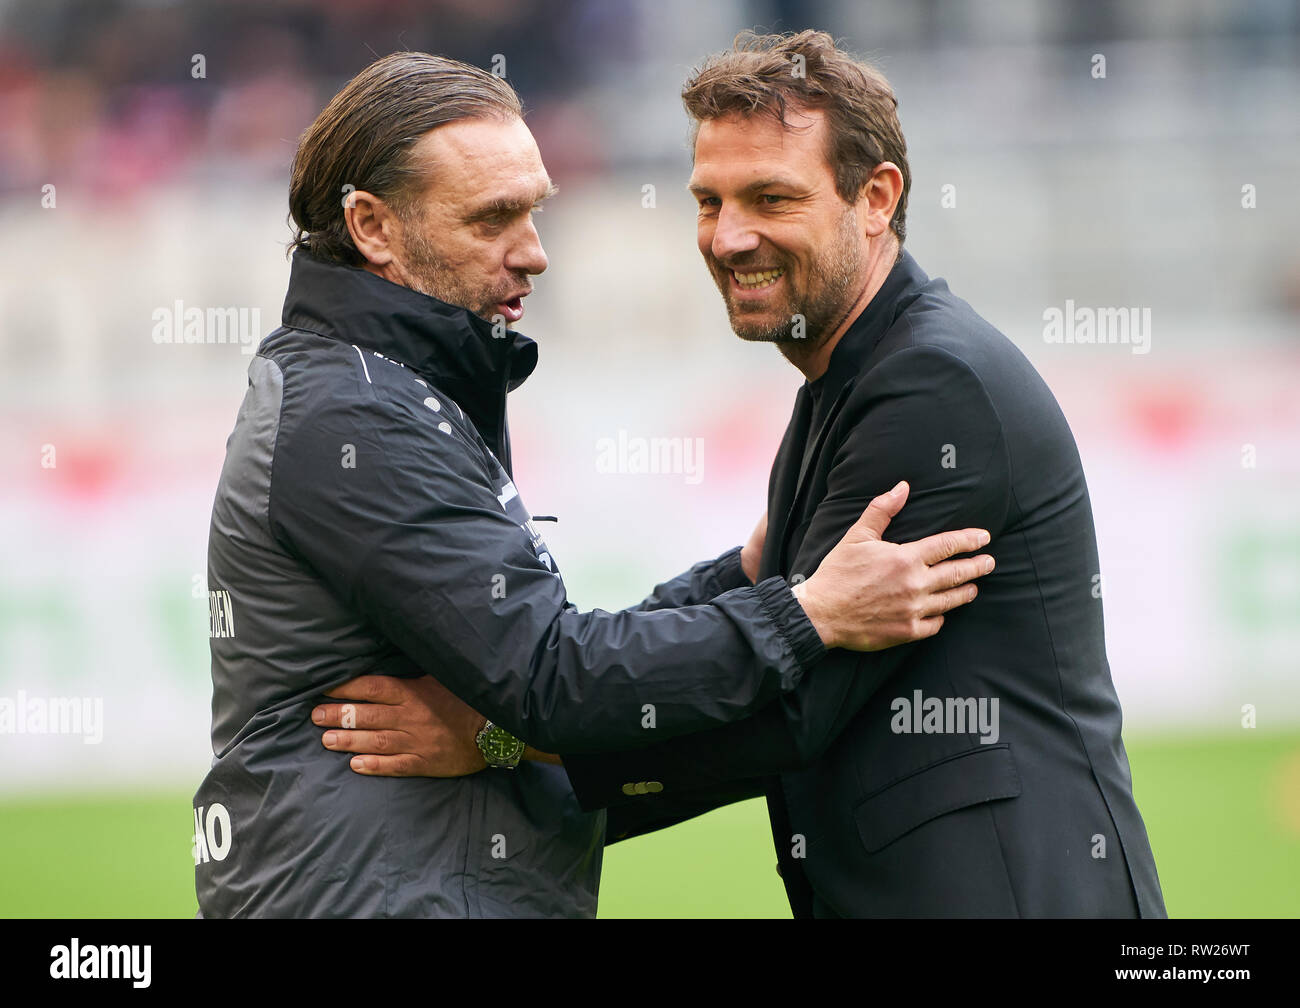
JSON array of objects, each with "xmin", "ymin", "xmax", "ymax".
[{"xmin": 562, "ymin": 251, "xmax": 1166, "ymax": 918}]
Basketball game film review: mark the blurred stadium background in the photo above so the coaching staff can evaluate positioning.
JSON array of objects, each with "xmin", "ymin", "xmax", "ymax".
[{"xmin": 0, "ymin": 0, "xmax": 1297, "ymax": 918}]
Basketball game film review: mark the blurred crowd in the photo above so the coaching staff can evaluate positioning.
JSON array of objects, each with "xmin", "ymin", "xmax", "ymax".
[
  {"xmin": 2, "ymin": 0, "xmax": 1295, "ymax": 199},
  {"xmin": 0, "ymin": 0, "xmax": 651, "ymax": 197}
]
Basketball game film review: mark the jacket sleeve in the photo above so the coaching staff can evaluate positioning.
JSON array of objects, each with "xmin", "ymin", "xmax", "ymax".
[
  {"xmin": 266, "ymin": 390, "xmax": 824, "ymax": 755},
  {"xmin": 626, "ymin": 546, "xmax": 752, "ymax": 613},
  {"xmin": 561, "ymin": 344, "xmax": 1012, "ymax": 809},
  {"xmin": 604, "ymin": 775, "xmax": 769, "ymax": 845}
]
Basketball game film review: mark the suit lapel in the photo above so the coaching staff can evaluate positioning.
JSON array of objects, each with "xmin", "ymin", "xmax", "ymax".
[
  {"xmin": 760, "ymin": 387, "xmax": 812, "ymax": 580},
  {"xmin": 762, "ymin": 255, "xmax": 933, "ymax": 578},
  {"xmin": 777, "ymin": 381, "xmax": 856, "ymax": 572}
]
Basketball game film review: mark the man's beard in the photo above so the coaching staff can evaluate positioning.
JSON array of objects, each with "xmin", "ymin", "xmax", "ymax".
[
  {"xmin": 395, "ymin": 213, "xmax": 515, "ymax": 322},
  {"xmin": 713, "ymin": 209, "xmax": 863, "ymax": 351}
]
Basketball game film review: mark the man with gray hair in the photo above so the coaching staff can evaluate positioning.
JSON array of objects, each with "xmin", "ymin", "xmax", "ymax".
[{"xmin": 194, "ymin": 50, "xmax": 992, "ymax": 917}]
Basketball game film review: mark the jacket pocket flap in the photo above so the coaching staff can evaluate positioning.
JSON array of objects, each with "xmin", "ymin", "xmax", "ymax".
[{"xmin": 854, "ymin": 744, "xmax": 1021, "ymax": 854}]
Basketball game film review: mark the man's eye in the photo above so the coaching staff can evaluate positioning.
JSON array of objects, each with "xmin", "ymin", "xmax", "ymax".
[
  {"xmin": 698, "ymin": 197, "xmax": 720, "ymax": 211},
  {"xmin": 761, "ymin": 194, "xmax": 787, "ymax": 205}
]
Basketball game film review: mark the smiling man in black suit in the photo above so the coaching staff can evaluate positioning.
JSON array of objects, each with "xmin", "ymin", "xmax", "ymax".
[{"xmin": 315, "ymin": 30, "xmax": 1166, "ymax": 918}]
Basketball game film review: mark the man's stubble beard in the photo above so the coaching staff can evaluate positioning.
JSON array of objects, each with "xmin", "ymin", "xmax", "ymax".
[
  {"xmin": 394, "ymin": 210, "xmax": 499, "ymax": 321},
  {"xmin": 715, "ymin": 208, "xmax": 863, "ymax": 356}
]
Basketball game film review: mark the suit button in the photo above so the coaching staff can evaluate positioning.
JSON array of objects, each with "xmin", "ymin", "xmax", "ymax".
[
  {"xmin": 646, "ymin": 781, "xmax": 663, "ymax": 793},
  {"xmin": 621, "ymin": 783, "xmax": 637, "ymax": 796}
]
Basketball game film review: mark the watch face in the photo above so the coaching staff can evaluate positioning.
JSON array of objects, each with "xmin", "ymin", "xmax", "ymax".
[{"xmin": 480, "ymin": 724, "xmax": 524, "ymax": 766}]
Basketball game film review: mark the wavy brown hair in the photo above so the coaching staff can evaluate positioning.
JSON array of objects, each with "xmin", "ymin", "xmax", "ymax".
[
  {"xmin": 288, "ymin": 52, "xmax": 522, "ymax": 266},
  {"xmin": 682, "ymin": 30, "xmax": 910, "ymax": 243}
]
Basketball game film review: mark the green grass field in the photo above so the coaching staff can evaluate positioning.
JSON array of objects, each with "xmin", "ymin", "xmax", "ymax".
[{"xmin": 2, "ymin": 732, "xmax": 1296, "ymax": 918}]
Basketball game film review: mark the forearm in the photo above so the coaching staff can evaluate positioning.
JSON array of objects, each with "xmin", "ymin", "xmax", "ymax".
[
  {"xmin": 361, "ymin": 561, "xmax": 825, "ymax": 756},
  {"xmin": 524, "ymin": 745, "xmax": 561, "ymax": 765},
  {"xmin": 626, "ymin": 546, "xmax": 750, "ymax": 613},
  {"xmin": 504, "ymin": 576, "xmax": 824, "ymax": 754},
  {"xmin": 559, "ymin": 646, "xmax": 894, "ymax": 811}
]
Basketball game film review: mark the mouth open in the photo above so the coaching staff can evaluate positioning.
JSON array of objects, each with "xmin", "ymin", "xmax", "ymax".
[
  {"xmin": 495, "ymin": 295, "xmax": 525, "ymax": 323},
  {"xmin": 731, "ymin": 267, "xmax": 785, "ymax": 293}
]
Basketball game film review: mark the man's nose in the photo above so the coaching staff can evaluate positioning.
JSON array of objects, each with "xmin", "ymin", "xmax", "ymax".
[
  {"xmin": 711, "ymin": 204, "xmax": 761, "ymax": 262},
  {"xmin": 508, "ymin": 218, "xmax": 548, "ymax": 276}
]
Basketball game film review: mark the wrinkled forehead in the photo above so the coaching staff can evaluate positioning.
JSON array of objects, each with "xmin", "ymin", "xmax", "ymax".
[{"xmin": 408, "ymin": 115, "xmax": 552, "ymax": 209}]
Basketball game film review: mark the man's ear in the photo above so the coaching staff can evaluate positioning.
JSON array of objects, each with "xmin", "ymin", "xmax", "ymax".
[
  {"xmin": 855, "ymin": 162, "xmax": 904, "ymax": 240},
  {"xmin": 344, "ymin": 190, "xmax": 399, "ymax": 267}
]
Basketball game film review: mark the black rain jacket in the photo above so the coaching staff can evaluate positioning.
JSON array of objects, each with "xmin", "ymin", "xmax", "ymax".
[{"xmin": 193, "ymin": 251, "xmax": 824, "ymax": 917}]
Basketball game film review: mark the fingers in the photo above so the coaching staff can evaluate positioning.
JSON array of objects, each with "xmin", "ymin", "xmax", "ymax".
[
  {"xmin": 848, "ymin": 481, "xmax": 910, "ymax": 542},
  {"xmin": 910, "ymin": 527, "xmax": 991, "ymax": 567},
  {"xmin": 347, "ymin": 754, "xmax": 425, "ymax": 777},
  {"xmin": 321, "ymin": 674, "xmax": 408, "ymax": 705},
  {"xmin": 921, "ymin": 582, "xmax": 979, "ymax": 618},
  {"xmin": 312, "ymin": 702, "xmax": 393, "ymax": 730},
  {"xmin": 924, "ymin": 553, "xmax": 995, "ymax": 592},
  {"xmin": 321, "ymin": 728, "xmax": 403, "ymax": 754},
  {"xmin": 912, "ymin": 614, "xmax": 943, "ymax": 640}
]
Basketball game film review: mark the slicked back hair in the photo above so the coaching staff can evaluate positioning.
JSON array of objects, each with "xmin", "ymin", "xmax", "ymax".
[{"xmin": 288, "ymin": 51, "xmax": 522, "ymax": 266}]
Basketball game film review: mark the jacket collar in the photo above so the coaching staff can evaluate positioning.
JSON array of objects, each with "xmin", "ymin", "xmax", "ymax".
[
  {"xmin": 280, "ymin": 250, "xmax": 538, "ymax": 453},
  {"xmin": 771, "ymin": 250, "xmax": 932, "ymax": 566},
  {"xmin": 808, "ymin": 248, "xmax": 930, "ymax": 416}
]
